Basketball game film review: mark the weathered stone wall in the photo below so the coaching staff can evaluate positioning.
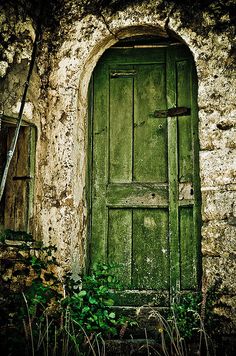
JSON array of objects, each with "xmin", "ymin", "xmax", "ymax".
[
  {"xmin": 0, "ymin": 239, "xmax": 59, "ymax": 292},
  {"xmin": 0, "ymin": 0, "xmax": 235, "ymax": 333}
]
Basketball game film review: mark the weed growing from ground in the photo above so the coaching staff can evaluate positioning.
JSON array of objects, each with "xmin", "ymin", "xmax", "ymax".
[
  {"xmin": 0, "ymin": 249, "xmax": 229, "ymax": 356},
  {"xmin": 1, "ymin": 261, "xmax": 129, "ymax": 355}
]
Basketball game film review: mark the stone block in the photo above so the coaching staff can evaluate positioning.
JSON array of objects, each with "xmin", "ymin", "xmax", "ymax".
[
  {"xmin": 199, "ymin": 109, "xmax": 236, "ymax": 150},
  {"xmin": 202, "ymin": 256, "xmax": 236, "ymax": 294},
  {"xmin": 200, "ymin": 149, "xmax": 236, "ymax": 187},
  {"xmin": 201, "ymin": 190, "xmax": 236, "ymax": 221},
  {"xmin": 202, "ymin": 221, "xmax": 236, "ymax": 256}
]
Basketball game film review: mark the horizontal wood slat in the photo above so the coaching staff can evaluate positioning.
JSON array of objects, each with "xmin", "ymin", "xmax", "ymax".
[
  {"xmin": 106, "ymin": 183, "xmax": 168, "ymax": 207},
  {"xmin": 111, "ymin": 290, "xmax": 169, "ymax": 307}
]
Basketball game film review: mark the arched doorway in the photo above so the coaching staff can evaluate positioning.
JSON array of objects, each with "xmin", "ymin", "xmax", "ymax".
[{"xmin": 88, "ymin": 35, "xmax": 201, "ymax": 306}]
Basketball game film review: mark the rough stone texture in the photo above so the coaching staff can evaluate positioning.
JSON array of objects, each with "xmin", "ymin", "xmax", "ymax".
[
  {"xmin": 0, "ymin": 4, "xmax": 35, "ymax": 77},
  {"xmin": 0, "ymin": 240, "xmax": 60, "ymax": 292},
  {"xmin": 0, "ymin": 0, "xmax": 235, "ymax": 335}
]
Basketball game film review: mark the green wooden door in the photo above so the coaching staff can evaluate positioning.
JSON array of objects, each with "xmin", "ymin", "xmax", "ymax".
[{"xmin": 89, "ymin": 45, "xmax": 201, "ymax": 306}]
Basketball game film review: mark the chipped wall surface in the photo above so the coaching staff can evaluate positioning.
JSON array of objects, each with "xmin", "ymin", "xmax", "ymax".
[{"xmin": 0, "ymin": 0, "xmax": 235, "ymax": 329}]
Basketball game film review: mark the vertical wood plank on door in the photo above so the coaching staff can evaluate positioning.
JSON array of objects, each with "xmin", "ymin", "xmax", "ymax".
[
  {"xmin": 132, "ymin": 209, "xmax": 169, "ymax": 289},
  {"xmin": 109, "ymin": 70, "xmax": 133, "ymax": 183},
  {"xmin": 190, "ymin": 59, "xmax": 202, "ymax": 287},
  {"xmin": 167, "ymin": 47, "xmax": 180, "ymax": 295},
  {"xmin": 108, "ymin": 208, "xmax": 132, "ymax": 287},
  {"xmin": 177, "ymin": 60, "xmax": 193, "ymax": 182},
  {"xmin": 180, "ymin": 207, "xmax": 197, "ymax": 289},
  {"xmin": 176, "ymin": 47, "xmax": 201, "ymax": 288},
  {"xmin": 134, "ymin": 64, "xmax": 168, "ymax": 183},
  {"xmin": 91, "ymin": 63, "xmax": 108, "ymax": 264}
]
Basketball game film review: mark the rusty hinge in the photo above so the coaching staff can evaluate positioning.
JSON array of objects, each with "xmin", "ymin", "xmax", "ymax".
[{"xmin": 150, "ymin": 107, "xmax": 191, "ymax": 118}]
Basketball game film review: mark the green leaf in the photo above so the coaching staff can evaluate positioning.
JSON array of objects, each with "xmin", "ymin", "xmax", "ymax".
[
  {"xmin": 104, "ymin": 298, "xmax": 114, "ymax": 306},
  {"xmin": 107, "ymin": 275, "xmax": 113, "ymax": 283},
  {"xmin": 98, "ymin": 285, "xmax": 108, "ymax": 293},
  {"xmin": 89, "ymin": 296, "xmax": 98, "ymax": 304},
  {"xmin": 82, "ymin": 306, "xmax": 90, "ymax": 313},
  {"xmin": 108, "ymin": 312, "xmax": 116, "ymax": 319},
  {"xmin": 78, "ymin": 290, "xmax": 87, "ymax": 297}
]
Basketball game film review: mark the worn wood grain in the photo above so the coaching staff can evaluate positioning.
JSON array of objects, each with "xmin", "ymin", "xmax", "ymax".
[
  {"xmin": 167, "ymin": 46, "xmax": 180, "ymax": 296},
  {"xmin": 4, "ymin": 127, "xmax": 29, "ymax": 231},
  {"xmin": 106, "ymin": 183, "xmax": 168, "ymax": 207},
  {"xmin": 134, "ymin": 64, "xmax": 168, "ymax": 182},
  {"xmin": 180, "ymin": 207, "xmax": 198, "ymax": 289},
  {"xmin": 177, "ymin": 60, "xmax": 193, "ymax": 182},
  {"xmin": 109, "ymin": 67, "xmax": 133, "ymax": 183},
  {"xmin": 108, "ymin": 208, "xmax": 132, "ymax": 287},
  {"xmin": 132, "ymin": 209, "xmax": 169, "ymax": 290},
  {"xmin": 91, "ymin": 62, "xmax": 109, "ymax": 264}
]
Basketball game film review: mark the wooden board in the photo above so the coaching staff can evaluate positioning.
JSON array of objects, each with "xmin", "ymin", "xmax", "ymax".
[{"xmin": 3, "ymin": 125, "xmax": 36, "ymax": 232}]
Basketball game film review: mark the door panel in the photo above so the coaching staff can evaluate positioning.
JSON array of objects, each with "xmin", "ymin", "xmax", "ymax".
[
  {"xmin": 89, "ymin": 45, "xmax": 201, "ymax": 306},
  {"xmin": 177, "ymin": 60, "xmax": 193, "ymax": 182},
  {"xmin": 91, "ymin": 63, "xmax": 108, "ymax": 264},
  {"xmin": 110, "ymin": 68, "xmax": 133, "ymax": 183},
  {"xmin": 106, "ymin": 183, "xmax": 168, "ymax": 207},
  {"xmin": 132, "ymin": 209, "xmax": 169, "ymax": 290},
  {"xmin": 108, "ymin": 208, "xmax": 132, "ymax": 287},
  {"xmin": 134, "ymin": 64, "xmax": 168, "ymax": 183},
  {"xmin": 179, "ymin": 206, "xmax": 198, "ymax": 290}
]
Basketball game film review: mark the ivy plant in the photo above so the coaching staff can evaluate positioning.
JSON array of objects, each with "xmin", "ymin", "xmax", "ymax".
[{"xmin": 63, "ymin": 262, "xmax": 127, "ymax": 337}]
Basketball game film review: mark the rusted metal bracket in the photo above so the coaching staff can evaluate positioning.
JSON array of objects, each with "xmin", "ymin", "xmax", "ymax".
[
  {"xmin": 150, "ymin": 107, "xmax": 191, "ymax": 118},
  {"xmin": 13, "ymin": 176, "xmax": 32, "ymax": 180}
]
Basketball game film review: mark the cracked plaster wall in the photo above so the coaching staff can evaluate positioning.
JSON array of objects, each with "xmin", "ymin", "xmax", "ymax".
[{"xmin": 0, "ymin": 0, "xmax": 235, "ymax": 329}]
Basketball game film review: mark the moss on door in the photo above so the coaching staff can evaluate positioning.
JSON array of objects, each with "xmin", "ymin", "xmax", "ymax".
[{"xmin": 88, "ymin": 44, "xmax": 201, "ymax": 306}]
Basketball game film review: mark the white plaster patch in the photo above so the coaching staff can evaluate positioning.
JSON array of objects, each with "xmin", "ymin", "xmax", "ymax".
[
  {"xmin": 12, "ymin": 101, "xmax": 34, "ymax": 121},
  {"xmin": 0, "ymin": 61, "xmax": 8, "ymax": 77}
]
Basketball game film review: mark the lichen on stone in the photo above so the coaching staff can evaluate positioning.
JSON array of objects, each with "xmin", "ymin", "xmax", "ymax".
[
  {"xmin": 0, "ymin": 61, "xmax": 8, "ymax": 77},
  {"xmin": 0, "ymin": 4, "xmax": 36, "ymax": 78}
]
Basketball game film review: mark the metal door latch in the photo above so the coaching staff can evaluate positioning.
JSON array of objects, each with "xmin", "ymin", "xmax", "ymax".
[{"xmin": 150, "ymin": 107, "xmax": 191, "ymax": 118}]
